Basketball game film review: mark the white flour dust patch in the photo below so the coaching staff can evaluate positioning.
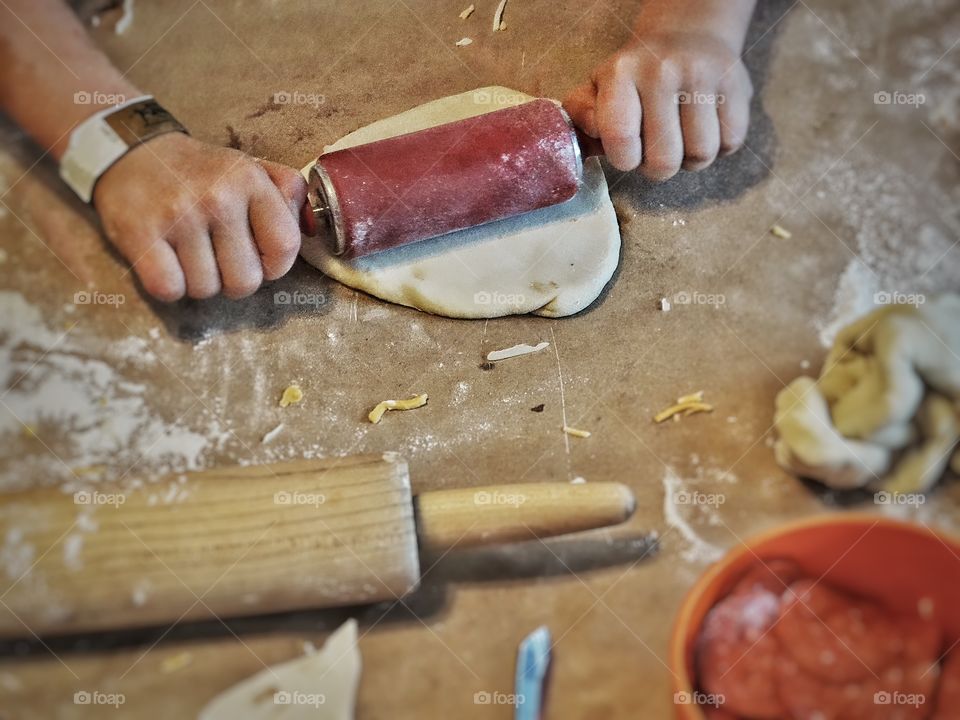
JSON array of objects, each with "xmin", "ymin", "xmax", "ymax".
[
  {"xmin": 0, "ymin": 291, "xmax": 226, "ymax": 491},
  {"xmin": 662, "ymin": 468, "xmax": 725, "ymax": 564},
  {"xmin": 813, "ymin": 162, "xmax": 959, "ymax": 348}
]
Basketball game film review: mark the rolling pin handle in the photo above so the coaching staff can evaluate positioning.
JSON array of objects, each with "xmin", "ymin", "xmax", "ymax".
[
  {"xmin": 302, "ymin": 163, "xmax": 348, "ymax": 254},
  {"xmin": 301, "ymin": 169, "xmax": 331, "ymax": 237},
  {"xmin": 574, "ymin": 128, "xmax": 605, "ymax": 159},
  {"xmin": 300, "ymin": 197, "xmax": 323, "ymax": 236},
  {"xmin": 415, "ymin": 482, "xmax": 636, "ymax": 554}
]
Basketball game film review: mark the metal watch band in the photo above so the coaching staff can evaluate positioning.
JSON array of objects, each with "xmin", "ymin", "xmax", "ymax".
[{"xmin": 59, "ymin": 96, "xmax": 189, "ymax": 203}]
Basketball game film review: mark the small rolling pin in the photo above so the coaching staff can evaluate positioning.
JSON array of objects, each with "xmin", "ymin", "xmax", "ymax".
[
  {"xmin": 0, "ymin": 454, "xmax": 634, "ymax": 637},
  {"xmin": 301, "ymin": 98, "xmax": 606, "ymax": 258}
]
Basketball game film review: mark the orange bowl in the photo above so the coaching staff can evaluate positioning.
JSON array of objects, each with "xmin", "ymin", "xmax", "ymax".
[{"xmin": 668, "ymin": 513, "xmax": 960, "ymax": 719}]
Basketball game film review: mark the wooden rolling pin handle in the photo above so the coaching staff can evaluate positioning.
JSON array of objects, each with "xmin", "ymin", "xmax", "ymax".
[{"xmin": 414, "ymin": 482, "xmax": 636, "ymax": 553}]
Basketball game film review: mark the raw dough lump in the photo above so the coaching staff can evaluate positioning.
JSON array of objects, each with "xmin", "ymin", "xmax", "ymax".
[{"xmin": 774, "ymin": 293, "xmax": 960, "ymax": 493}]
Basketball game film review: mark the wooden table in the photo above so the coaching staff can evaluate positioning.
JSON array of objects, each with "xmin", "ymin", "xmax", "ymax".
[{"xmin": 1, "ymin": 0, "xmax": 958, "ymax": 717}]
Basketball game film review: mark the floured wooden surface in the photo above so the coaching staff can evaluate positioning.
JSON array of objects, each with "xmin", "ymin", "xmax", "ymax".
[{"xmin": 0, "ymin": 0, "xmax": 959, "ymax": 718}]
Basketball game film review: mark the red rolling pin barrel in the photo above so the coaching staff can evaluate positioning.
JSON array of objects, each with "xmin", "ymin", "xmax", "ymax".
[{"xmin": 303, "ymin": 99, "xmax": 584, "ymax": 259}]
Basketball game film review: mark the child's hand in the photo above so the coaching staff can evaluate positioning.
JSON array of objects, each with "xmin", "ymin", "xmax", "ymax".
[
  {"xmin": 93, "ymin": 133, "xmax": 307, "ymax": 301},
  {"xmin": 564, "ymin": 0, "xmax": 756, "ymax": 181}
]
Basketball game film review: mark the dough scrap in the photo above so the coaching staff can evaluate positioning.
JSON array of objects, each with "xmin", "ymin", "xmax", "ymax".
[
  {"xmin": 881, "ymin": 393, "xmax": 959, "ymax": 494},
  {"xmin": 279, "ymin": 385, "xmax": 303, "ymax": 408},
  {"xmin": 299, "ymin": 87, "xmax": 621, "ymax": 319},
  {"xmin": 261, "ymin": 423, "xmax": 284, "ymax": 444},
  {"xmin": 770, "ymin": 224, "xmax": 792, "ymax": 239},
  {"xmin": 486, "ymin": 342, "xmax": 549, "ymax": 362},
  {"xmin": 199, "ymin": 619, "xmax": 361, "ymax": 720},
  {"xmin": 774, "ymin": 377, "xmax": 892, "ymax": 489},
  {"xmin": 774, "ymin": 294, "xmax": 960, "ymax": 492},
  {"xmin": 820, "ymin": 296, "xmax": 960, "ymax": 442}
]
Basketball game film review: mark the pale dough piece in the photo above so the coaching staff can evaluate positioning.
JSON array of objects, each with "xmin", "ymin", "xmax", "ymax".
[
  {"xmin": 199, "ymin": 619, "xmax": 361, "ymax": 720},
  {"xmin": 299, "ymin": 87, "xmax": 621, "ymax": 319},
  {"xmin": 486, "ymin": 342, "xmax": 549, "ymax": 361},
  {"xmin": 879, "ymin": 393, "xmax": 960, "ymax": 494},
  {"xmin": 820, "ymin": 295, "xmax": 960, "ymax": 443},
  {"xmin": 774, "ymin": 377, "xmax": 892, "ymax": 489},
  {"xmin": 775, "ymin": 294, "xmax": 960, "ymax": 492}
]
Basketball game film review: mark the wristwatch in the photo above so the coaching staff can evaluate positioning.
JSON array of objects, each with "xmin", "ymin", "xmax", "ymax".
[{"xmin": 59, "ymin": 95, "xmax": 189, "ymax": 203}]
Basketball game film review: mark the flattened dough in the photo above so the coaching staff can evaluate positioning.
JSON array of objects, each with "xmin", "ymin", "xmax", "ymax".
[
  {"xmin": 299, "ymin": 87, "xmax": 621, "ymax": 319},
  {"xmin": 199, "ymin": 619, "xmax": 361, "ymax": 720}
]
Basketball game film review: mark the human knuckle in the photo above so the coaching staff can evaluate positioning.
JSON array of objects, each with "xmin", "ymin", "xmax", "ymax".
[
  {"xmin": 610, "ymin": 52, "xmax": 638, "ymax": 77},
  {"xmin": 599, "ymin": 52, "xmax": 635, "ymax": 82},
  {"xmin": 101, "ymin": 214, "xmax": 134, "ymax": 243},
  {"xmin": 270, "ymin": 229, "xmax": 301, "ymax": 258},
  {"xmin": 235, "ymin": 161, "xmax": 265, "ymax": 184},
  {"xmin": 198, "ymin": 187, "xmax": 231, "ymax": 217},
  {"xmin": 275, "ymin": 169, "xmax": 305, "ymax": 196},
  {"xmin": 684, "ymin": 60, "xmax": 717, "ymax": 87},
  {"xmin": 649, "ymin": 57, "xmax": 681, "ymax": 87},
  {"xmin": 164, "ymin": 193, "xmax": 197, "ymax": 226}
]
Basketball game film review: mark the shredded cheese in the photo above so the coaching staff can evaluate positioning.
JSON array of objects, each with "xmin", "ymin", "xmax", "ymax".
[
  {"xmin": 368, "ymin": 393, "xmax": 429, "ymax": 424},
  {"xmin": 562, "ymin": 425, "xmax": 591, "ymax": 438},
  {"xmin": 278, "ymin": 385, "xmax": 303, "ymax": 408},
  {"xmin": 654, "ymin": 399, "xmax": 714, "ymax": 423},
  {"xmin": 161, "ymin": 651, "xmax": 193, "ymax": 674}
]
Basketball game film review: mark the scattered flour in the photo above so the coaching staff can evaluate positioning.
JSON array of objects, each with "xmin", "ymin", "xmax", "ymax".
[
  {"xmin": 661, "ymin": 468, "xmax": 724, "ymax": 564},
  {"xmin": 62, "ymin": 533, "xmax": 84, "ymax": 571},
  {"xmin": 0, "ymin": 291, "xmax": 228, "ymax": 491},
  {"xmin": 797, "ymin": 2, "xmax": 960, "ymax": 349},
  {"xmin": 361, "ymin": 306, "xmax": 391, "ymax": 322},
  {"xmin": 0, "ymin": 672, "xmax": 21, "ymax": 692},
  {"xmin": 815, "ymin": 261, "xmax": 879, "ymax": 347},
  {"xmin": 814, "ymin": 162, "xmax": 958, "ymax": 348},
  {"xmin": 131, "ymin": 579, "xmax": 150, "ymax": 607},
  {"xmin": 115, "ymin": 0, "xmax": 134, "ymax": 34},
  {"xmin": 452, "ymin": 380, "xmax": 470, "ymax": 405},
  {"xmin": 0, "ymin": 527, "xmax": 33, "ymax": 580}
]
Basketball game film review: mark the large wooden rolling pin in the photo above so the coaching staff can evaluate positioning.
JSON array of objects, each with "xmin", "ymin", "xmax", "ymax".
[{"xmin": 0, "ymin": 454, "xmax": 635, "ymax": 637}]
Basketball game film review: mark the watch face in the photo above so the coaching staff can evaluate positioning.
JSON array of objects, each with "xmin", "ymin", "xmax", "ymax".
[{"xmin": 105, "ymin": 100, "xmax": 182, "ymax": 145}]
